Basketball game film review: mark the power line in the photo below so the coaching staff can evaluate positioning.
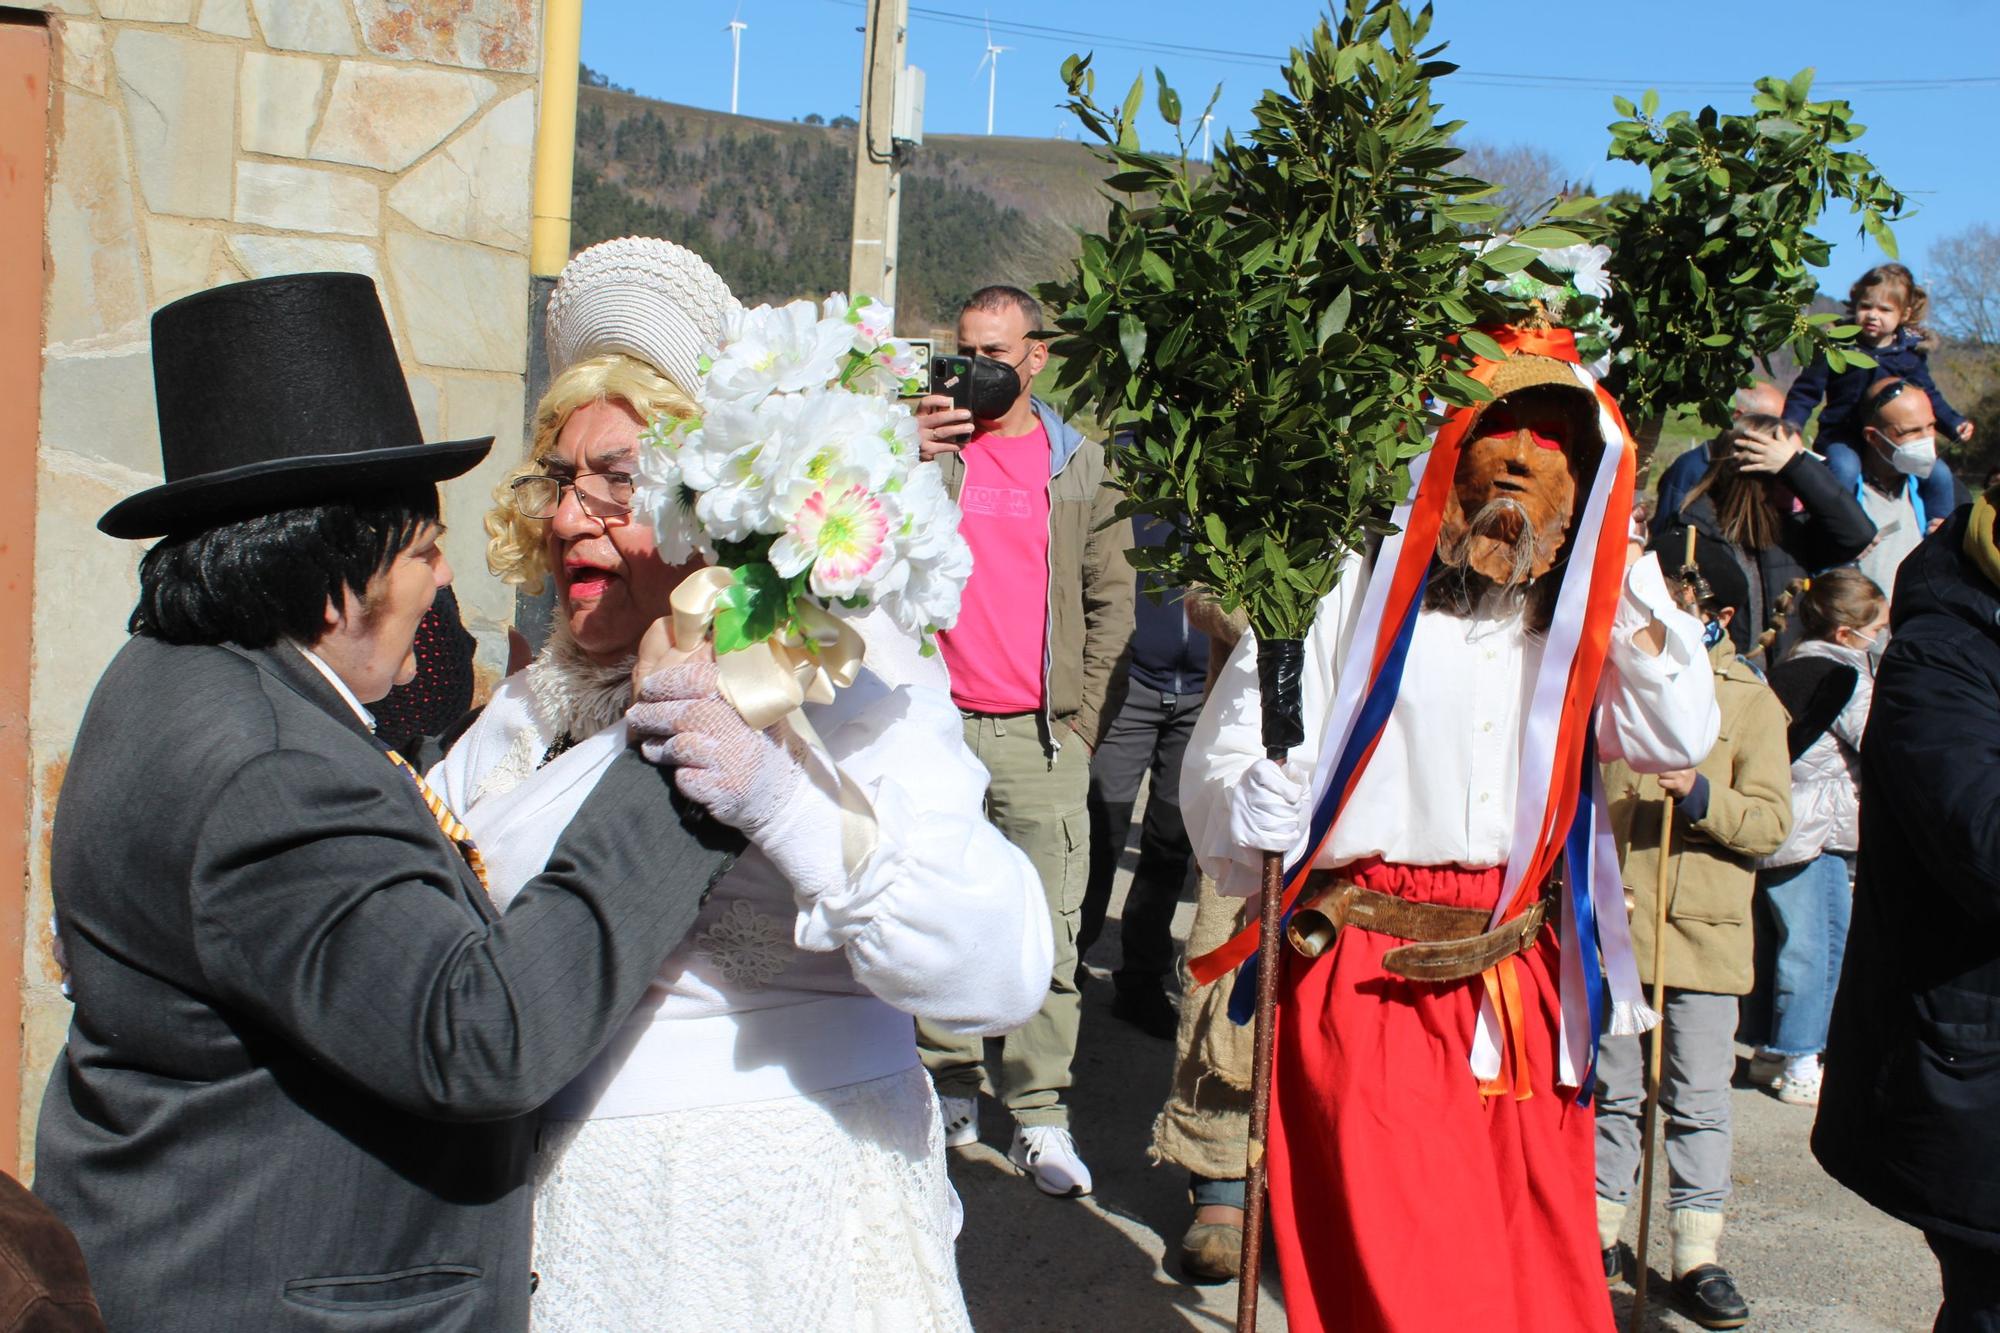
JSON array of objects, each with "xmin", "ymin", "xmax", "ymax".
[{"xmin": 826, "ymin": 0, "xmax": 2000, "ymax": 94}]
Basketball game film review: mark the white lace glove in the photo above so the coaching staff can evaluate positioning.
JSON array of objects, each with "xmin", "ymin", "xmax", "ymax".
[
  {"xmin": 627, "ymin": 663, "xmax": 846, "ymax": 900},
  {"xmin": 1228, "ymin": 758, "xmax": 1308, "ymax": 855},
  {"xmin": 628, "ymin": 663, "xmax": 804, "ymax": 836}
]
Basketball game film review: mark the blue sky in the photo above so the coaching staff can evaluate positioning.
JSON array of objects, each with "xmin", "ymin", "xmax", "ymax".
[{"xmin": 581, "ymin": 1, "xmax": 1999, "ymax": 297}]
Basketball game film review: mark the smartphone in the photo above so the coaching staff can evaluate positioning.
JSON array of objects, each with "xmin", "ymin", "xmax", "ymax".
[{"xmin": 929, "ymin": 355, "xmax": 972, "ymax": 410}]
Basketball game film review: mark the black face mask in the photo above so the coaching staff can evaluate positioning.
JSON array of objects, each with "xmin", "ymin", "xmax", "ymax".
[{"xmin": 965, "ymin": 350, "xmax": 1031, "ymax": 420}]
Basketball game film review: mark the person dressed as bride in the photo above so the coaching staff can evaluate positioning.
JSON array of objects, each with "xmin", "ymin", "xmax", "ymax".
[{"xmin": 430, "ymin": 236, "xmax": 1052, "ymax": 1330}]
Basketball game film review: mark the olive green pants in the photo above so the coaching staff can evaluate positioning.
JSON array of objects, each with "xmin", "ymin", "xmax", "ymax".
[{"xmin": 918, "ymin": 712, "xmax": 1088, "ymax": 1129}]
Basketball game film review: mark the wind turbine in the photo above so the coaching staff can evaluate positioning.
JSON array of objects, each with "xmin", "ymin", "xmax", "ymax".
[
  {"xmin": 1201, "ymin": 113, "xmax": 1213, "ymax": 163},
  {"xmin": 724, "ymin": 8, "xmax": 748, "ymax": 115},
  {"xmin": 975, "ymin": 18, "xmax": 1009, "ymax": 136}
]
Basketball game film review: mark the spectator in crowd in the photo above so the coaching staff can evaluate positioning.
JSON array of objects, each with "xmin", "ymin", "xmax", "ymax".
[
  {"xmin": 1784, "ymin": 264, "xmax": 1970, "ymax": 527},
  {"xmin": 1816, "ymin": 481, "xmax": 2000, "ymax": 1331},
  {"xmin": 1150, "ymin": 590, "xmax": 1254, "ymax": 1283},
  {"xmin": 912, "ymin": 284, "xmax": 1136, "ymax": 1197},
  {"xmin": 1744, "ymin": 569, "xmax": 1884, "ymax": 1107},
  {"xmin": 1653, "ymin": 381, "xmax": 1786, "ymax": 543},
  {"xmin": 1853, "ymin": 377, "xmax": 1942, "ymax": 608},
  {"xmin": 1077, "ymin": 509, "xmax": 1208, "ymax": 1038},
  {"xmin": 1597, "ymin": 535, "xmax": 1793, "ymax": 1330},
  {"xmin": 1656, "ymin": 414, "xmax": 1875, "ymax": 663}
]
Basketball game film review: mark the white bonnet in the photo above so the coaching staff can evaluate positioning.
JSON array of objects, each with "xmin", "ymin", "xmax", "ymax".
[{"xmin": 544, "ymin": 236, "xmax": 738, "ymax": 397}]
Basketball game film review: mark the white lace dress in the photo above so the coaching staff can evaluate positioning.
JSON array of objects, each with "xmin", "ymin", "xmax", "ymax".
[{"xmin": 429, "ymin": 619, "xmax": 1050, "ymax": 1332}]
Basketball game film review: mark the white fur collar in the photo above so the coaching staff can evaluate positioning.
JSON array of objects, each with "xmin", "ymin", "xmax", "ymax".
[{"xmin": 526, "ymin": 619, "xmax": 634, "ymax": 745}]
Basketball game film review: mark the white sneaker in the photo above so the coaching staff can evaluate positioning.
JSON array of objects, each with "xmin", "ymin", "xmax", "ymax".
[
  {"xmin": 1009, "ymin": 1125, "xmax": 1093, "ymax": 1198},
  {"xmin": 1747, "ymin": 1050, "xmax": 1786, "ymax": 1090},
  {"xmin": 939, "ymin": 1094, "xmax": 979, "ymax": 1148},
  {"xmin": 1778, "ymin": 1064, "xmax": 1822, "ymax": 1106}
]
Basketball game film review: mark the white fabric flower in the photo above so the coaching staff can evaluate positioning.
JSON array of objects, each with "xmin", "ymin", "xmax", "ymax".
[
  {"xmin": 822, "ymin": 291, "xmax": 897, "ymax": 349},
  {"xmin": 635, "ymin": 419, "xmax": 712, "ymax": 564},
  {"xmin": 681, "ymin": 397, "xmax": 797, "ymax": 541},
  {"xmin": 889, "ymin": 533, "xmax": 973, "ymax": 635},
  {"xmin": 768, "ymin": 483, "xmax": 894, "ymax": 599},
  {"xmin": 705, "ymin": 300, "xmax": 853, "ymax": 406},
  {"xmin": 1542, "ymin": 242, "xmax": 1614, "ymax": 301}
]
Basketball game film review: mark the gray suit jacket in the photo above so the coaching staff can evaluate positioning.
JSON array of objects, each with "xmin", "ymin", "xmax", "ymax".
[{"xmin": 34, "ymin": 636, "xmax": 734, "ymax": 1331}]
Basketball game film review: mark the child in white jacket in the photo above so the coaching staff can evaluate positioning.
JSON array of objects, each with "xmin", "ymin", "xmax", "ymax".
[{"xmin": 1750, "ymin": 568, "xmax": 1887, "ymax": 1104}]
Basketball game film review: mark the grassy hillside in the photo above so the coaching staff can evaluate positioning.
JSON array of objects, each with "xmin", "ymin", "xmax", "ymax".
[{"xmin": 571, "ymin": 86, "xmax": 1114, "ymax": 334}]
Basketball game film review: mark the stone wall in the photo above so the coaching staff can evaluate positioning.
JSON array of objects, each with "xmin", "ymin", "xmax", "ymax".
[{"xmin": 13, "ymin": 0, "xmax": 546, "ymax": 1164}]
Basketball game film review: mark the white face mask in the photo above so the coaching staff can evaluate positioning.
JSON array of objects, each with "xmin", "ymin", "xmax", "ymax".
[
  {"xmin": 1850, "ymin": 629, "xmax": 1888, "ymax": 674},
  {"xmin": 1886, "ymin": 432, "xmax": 1937, "ymax": 479}
]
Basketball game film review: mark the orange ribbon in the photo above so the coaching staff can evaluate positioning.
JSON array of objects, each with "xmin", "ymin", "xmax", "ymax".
[{"xmin": 1477, "ymin": 323, "xmax": 1581, "ymax": 362}]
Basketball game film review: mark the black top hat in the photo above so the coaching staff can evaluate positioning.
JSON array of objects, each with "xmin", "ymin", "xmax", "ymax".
[{"xmin": 98, "ymin": 272, "xmax": 493, "ymax": 539}]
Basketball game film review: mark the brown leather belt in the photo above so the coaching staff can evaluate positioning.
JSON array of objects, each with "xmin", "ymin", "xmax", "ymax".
[{"xmin": 1284, "ymin": 870, "xmax": 1550, "ymax": 983}]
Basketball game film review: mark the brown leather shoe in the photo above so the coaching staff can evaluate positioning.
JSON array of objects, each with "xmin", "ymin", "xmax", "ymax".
[{"xmin": 1179, "ymin": 1219, "xmax": 1243, "ymax": 1284}]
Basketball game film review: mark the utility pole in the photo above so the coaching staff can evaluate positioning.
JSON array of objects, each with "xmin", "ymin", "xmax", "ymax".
[{"xmin": 847, "ymin": 0, "xmax": 911, "ymax": 306}]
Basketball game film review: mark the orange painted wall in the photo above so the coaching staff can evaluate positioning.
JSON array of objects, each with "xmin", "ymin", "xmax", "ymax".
[{"xmin": 0, "ymin": 12, "xmax": 50, "ymax": 1177}]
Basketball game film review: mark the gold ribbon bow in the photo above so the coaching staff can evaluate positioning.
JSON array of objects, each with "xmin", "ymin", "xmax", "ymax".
[
  {"xmin": 669, "ymin": 566, "xmax": 866, "ymax": 730},
  {"xmin": 667, "ymin": 566, "xmax": 877, "ymax": 872}
]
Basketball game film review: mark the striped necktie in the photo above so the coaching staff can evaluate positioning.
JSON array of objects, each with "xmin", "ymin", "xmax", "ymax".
[{"xmin": 384, "ymin": 749, "xmax": 493, "ymax": 901}]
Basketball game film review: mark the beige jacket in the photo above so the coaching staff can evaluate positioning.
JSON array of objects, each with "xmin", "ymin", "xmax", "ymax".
[
  {"xmin": 935, "ymin": 399, "xmax": 1134, "ymax": 751},
  {"xmin": 1606, "ymin": 637, "xmax": 1793, "ymax": 995}
]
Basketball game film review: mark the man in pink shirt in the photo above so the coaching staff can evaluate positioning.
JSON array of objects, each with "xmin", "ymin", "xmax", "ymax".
[{"xmin": 914, "ymin": 286, "xmax": 1135, "ymax": 1197}]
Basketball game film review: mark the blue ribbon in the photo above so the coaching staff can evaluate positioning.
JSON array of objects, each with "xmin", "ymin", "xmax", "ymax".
[{"xmin": 1563, "ymin": 726, "xmax": 1609, "ymax": 1106}]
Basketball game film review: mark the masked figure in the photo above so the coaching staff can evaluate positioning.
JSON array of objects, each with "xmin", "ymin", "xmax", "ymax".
[{"xmin": 1183, "ymin": 332, "xmax": 1722, "ymax": 1332}]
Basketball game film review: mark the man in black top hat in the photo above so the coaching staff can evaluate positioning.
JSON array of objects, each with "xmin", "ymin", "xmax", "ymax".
[{"xmin": 33, "ymin": 273, "xmax": 733, "ymax": 1332}]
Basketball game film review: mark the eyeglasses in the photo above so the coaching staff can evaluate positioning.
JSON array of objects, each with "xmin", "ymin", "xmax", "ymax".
[{"xmin": 510, "ymin": 471, "xmax": 635, "ymax": 520}]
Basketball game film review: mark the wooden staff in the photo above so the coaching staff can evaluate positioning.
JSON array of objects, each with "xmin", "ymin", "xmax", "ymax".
[
  {"xmin": 1632, "ymin": 523, "xmax": 1698, "ymax": 1326},
  {"xmin": 1237, "ymin": 840, "xmax": 1287, "ymax": 1331},
  {"xmin": 1630, "ymin": 799, "xmax": 1674, "ymax": 1326}
]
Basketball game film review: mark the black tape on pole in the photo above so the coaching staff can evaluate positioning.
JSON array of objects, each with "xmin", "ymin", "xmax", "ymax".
[{"xmin": 1256, "ymin": 637, "xmax": 1307, "ymax": 760}]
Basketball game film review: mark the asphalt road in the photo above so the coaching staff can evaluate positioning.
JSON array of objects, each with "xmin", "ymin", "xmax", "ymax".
[{"xmin": 948, "ymin": 816, "xmax": 1941, "ymax": 1332}]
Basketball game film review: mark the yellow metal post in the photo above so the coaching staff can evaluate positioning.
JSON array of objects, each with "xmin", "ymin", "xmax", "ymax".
[{"xmin": 531, "ymin": 0, "xmax": 586, "ymax": 278}]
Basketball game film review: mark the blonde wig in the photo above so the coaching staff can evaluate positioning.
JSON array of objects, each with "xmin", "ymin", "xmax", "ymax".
[{"xmin": 484, "ymin": 352, "xmax": 699, "ymax": 594}]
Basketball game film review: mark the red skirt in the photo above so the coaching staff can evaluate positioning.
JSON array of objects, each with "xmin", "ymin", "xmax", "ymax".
[{"xmin": 1266, "ymin": 860, "xmax": 1612, "ymax": 1333}]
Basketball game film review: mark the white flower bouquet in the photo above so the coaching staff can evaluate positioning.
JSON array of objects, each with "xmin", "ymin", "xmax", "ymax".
[{"xmin": 633, "ymin": 293, "xmax": 970, "ymax": 714}]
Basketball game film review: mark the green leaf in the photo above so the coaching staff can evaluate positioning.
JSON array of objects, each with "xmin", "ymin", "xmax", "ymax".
[
  {"xmin": 1460, "ymin": 328, "xmax": 1509, "ymax": 361},
  {"xmin": 1118, "ymin": 312, "xmax": 1147, "ymax": 367},
  {"xmin": 1511, "ymin": 225, "xmax": 1590, "ymax": 250},
  {"xmin": 1202, "ymin": 511, "xmax": 1230, "ymax": 552},
  {"xmin": 1139, "ymin": 248, "xmax": 1174, "ymax": 289},
  {"xmin": 1155, "ymin": 67, "xmax": 1182, "ymax": 126},
  {"xmin": 1105, "ymin": 170, "xmax": 1162, "ymax": 193},
  {"xmin": 1699, "ymin": 333, "xmax": 1733, "ymax": 347},
  {"xmin": 712, "ymin": 562, "xmax": 786, "ymax": 656},
  {"xmin": 1121, "ymin": 70, "xmax": 1145, "ymax": 132},
  {"xmin": 1316, "ymin": 288, "xmax": 1353, "ymax": 343}
]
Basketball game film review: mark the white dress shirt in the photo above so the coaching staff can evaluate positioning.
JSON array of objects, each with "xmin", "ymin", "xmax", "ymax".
[
  {"xmin": 290, "ymin": 641, "xmax": 376, "ymax": 732},
  {"xmin": 1183, "ymin": 552, "xmax": 1722, "ymax": 897}
]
